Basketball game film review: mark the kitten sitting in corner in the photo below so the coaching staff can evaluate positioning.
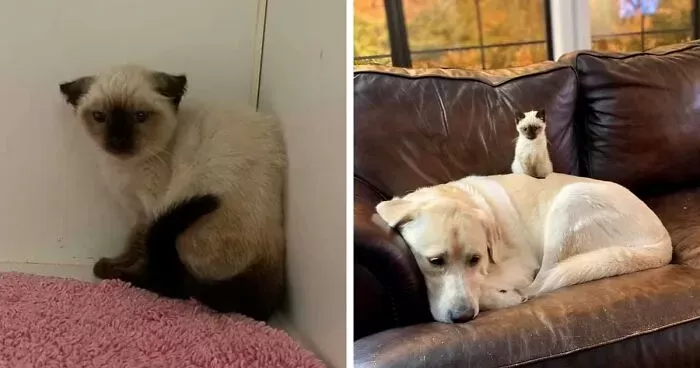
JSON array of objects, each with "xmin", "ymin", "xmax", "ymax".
[
  {"xmin": 59, "ymin": 65, "xmax": 286, "ymax": 321},
  {"xmin": 510, "ymin": 110, "xmax": 553, "ymax": 179}
]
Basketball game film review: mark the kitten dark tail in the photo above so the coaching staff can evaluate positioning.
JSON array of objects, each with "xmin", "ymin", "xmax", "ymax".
[
  {"xmin": 134, "ymin": 193, "xmax": 278, "ymax": 320},
  {"xmin": 140, "ymin": 194, "xmax": 221, "ymax": 298}
]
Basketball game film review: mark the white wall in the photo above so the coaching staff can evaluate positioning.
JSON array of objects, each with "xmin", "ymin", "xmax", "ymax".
[
  {"xmin": 0, "ymin": 1, "xmax": 261, "ymax": 269},
  {"xmin": 257, "ymin": 0, "xmax": 346, "ymax": 367},
  {"xmin": 549, "ymin": 0, "xmax": 592, "ymax": 59}
]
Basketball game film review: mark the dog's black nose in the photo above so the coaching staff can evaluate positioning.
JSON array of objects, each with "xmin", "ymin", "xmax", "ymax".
[
  {"xmin": 450, "ymin": 314, "xmax": 473, "ymax": 323},
  {"xmin": 448, "ymin": 305, "xmax": 475, "ymax": 323}
]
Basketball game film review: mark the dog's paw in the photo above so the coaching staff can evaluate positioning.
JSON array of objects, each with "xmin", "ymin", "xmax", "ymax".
[
  {"xmin": 515, "ymin": 289, "xmax": 529, "ymax": 303},
  {"xmin": 518, "ymin": 282, "xmax": 542, "ymax": 300}
]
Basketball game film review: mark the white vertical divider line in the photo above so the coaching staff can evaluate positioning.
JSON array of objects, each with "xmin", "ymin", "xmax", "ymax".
[
  {"xmin": 251, "ymin": 0, "xmax": 269, "ymax": 110},
  {"xmin": 549, "ymin": 0, "xmax": 592, "ymax": 60},
  {"xmin": 573, "ymin": 0, "xmax": 593, "ymax": 52}
]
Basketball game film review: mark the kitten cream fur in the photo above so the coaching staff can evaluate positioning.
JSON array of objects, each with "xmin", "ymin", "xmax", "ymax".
[
  {"xmin": 62, "ymin": 65, "xmax": 286, "ymax": 316},
  {"xmin": 511, "ymin": 110, "xmax": 553, "ymax": 179},
  {"xmin": 98, "ymin": 103, "xmax": 286, "ymax": 280}
]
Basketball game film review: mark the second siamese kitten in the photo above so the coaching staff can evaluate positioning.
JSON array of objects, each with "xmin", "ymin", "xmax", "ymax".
[
  {"xmin": 510, "ymin": 110, "xmax": 553, "ymax": 179},
  {"xmin": 59, "ymin": 65, "xmax": 286, "ymax": 321}
]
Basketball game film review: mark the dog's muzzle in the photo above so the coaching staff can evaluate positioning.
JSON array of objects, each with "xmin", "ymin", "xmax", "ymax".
[{"xmin": 447, "ymin": 302, "xmax": 476, "ymax": 323}]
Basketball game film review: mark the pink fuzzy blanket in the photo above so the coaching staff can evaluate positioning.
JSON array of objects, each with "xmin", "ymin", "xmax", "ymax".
[{"xmin": 0, "ymin": 272, "xmax": 325, "ymax": 368}]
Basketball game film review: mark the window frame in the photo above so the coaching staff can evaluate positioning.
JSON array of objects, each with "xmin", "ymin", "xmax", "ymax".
[
  {"xmin": 553, "ymin": 0, "xmax": 700, "ymax": 58},
  {"xmin": 354, "ymin": 0, "xmax": 700, "ymax": 68},
  {"xmin": 365, "ymin": 0, "xmax": 554, "ymax": 69}
]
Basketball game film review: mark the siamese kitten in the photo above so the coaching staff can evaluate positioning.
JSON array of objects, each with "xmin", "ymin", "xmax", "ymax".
[
  {"xmin": 59, "ymin": 65, "xmax": 286, "ymax": 321},
  {"xmin": 510, "ymin": 110, "xmax": 553, "ymax": 179}
]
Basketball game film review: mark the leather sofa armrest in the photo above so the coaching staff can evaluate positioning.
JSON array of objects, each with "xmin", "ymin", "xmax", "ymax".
[
  {"xmin": 354, "ymin": 265, "xmax": 700, "ymax": 368},
  {"xmin": 354, "ymin": 177, "xmax": 432, "ymax": 340}
]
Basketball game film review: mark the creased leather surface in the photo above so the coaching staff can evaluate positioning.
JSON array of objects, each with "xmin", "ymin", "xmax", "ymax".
[
  {"xmin": 646, "ymin": 186, "xmax": 700, "ymax": 269},
  {"xmin": 354, "ymin": 178, "xmax": 432, "ymax": 339},
  {"xmin": 354, "ymin": 62, "xmax": 579, "ymax": 197},
  {"xmin": 560, "ymin": 40, "xmax": 700, "ymax": 192},
  {"xmin": 354, "ymin": 266, "xmax": 700, "ymax": 368},
  {"xmin": 354, "ymin": 264, "xmax": 394, "ymax": 341}
]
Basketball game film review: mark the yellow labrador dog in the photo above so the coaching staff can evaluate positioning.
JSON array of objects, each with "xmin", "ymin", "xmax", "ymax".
[{"xmin": 376, "ymin": 173, "xmax": 672, "ymax": 323}]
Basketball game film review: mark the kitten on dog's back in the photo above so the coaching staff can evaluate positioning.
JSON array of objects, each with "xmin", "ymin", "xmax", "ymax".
[{"xmin": 511, "ymin": 110, "xmax": 552, "ymax": 179}]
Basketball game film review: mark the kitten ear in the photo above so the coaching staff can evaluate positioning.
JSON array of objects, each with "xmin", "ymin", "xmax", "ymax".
[
  {"xmin": 515, "ymin": 111, "xmax": 526, "ymax": 123},
  {"xmin": 59, "ymin": 76, "xmax": 94, "ymax": 107},
  {"xmin": 376, "ymin": 198, "xmax": 416, "ymax": 228},
  {"xmin": 152, "ymin": 72, "xmax": 188, "ymax": 109},
  {"xmin": 535, "ymin": 109, "xmax": 546, "ymax": 122}
]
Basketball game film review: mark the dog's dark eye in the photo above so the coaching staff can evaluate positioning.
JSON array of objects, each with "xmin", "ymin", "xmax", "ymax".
[
  {"xmin": 92, "ymin": 111, "xmax": 106, "ymax": 123},
  {"xmin": 468, "ymin": 254, "xmax": 481, "ymax": 266},
  {"xmin": 499, "ymin": 289, "xmax": 507, "ymax": 294},
  {"xmin": 428, "ymin": 256, "xmax": 445, "ymax": 267},
  {"xmin": 134, "ymin": 111, "xmax": 149, "ymax": 123}
]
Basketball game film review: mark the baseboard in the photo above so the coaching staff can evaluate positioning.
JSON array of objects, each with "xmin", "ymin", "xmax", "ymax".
[{"xmin": 0, "ymin": 261, "xmax": 98, "ymax": 282}]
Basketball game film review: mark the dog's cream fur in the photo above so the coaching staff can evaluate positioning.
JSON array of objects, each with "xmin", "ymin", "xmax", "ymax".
[
  {"xmin": 511, "ymin": 110, "xmax": 553, "ymax": 178},
  {"xmin": 376, "ymin": 173, "xmax": 672, "ymax": 323}
]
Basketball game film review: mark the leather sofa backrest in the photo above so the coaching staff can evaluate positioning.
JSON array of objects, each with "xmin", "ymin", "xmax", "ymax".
[
  {"xmin": 560, "ymin": 41, "xmax": 700, "ymax": 194},
  {"xmin": 354, "ymin": 63, "xmax": 579, "ymax": 198}
]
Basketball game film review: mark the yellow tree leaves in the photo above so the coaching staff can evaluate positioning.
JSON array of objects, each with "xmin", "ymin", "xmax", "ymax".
[{"xmin": 355, "ymin": 0, "xmax": 695, "ymax": 69}]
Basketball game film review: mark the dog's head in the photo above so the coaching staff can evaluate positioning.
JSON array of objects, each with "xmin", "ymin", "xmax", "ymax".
[
  {"xmin": 59, "ymin": 65, "xmax": 187, "ymax": 160},
  {"xmin": 376, "ymin": 184, "xmax": 502, "ymax": 323},
  {"xmin": 515, "ymin": 110, "xmax": 546, "ymax": 140}
]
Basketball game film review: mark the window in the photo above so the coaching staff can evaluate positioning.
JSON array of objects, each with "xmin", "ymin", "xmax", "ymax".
[
  {"xmin": 354, "ymin": 0, "xmax": 393, "ymax": 66},
  {"xmin": 355, "ymin": 0, "xmax": 700, "ymax": 70},
  {"xmin": 589, "ymin": 0, "xmax": 698, "ymax": 52},
  {"xmin": 354, "ymin": 0, "xmax": 552, "ymax": 70}
]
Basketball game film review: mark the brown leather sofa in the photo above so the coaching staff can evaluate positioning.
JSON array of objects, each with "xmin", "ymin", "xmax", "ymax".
[{"xmin": 353, "ymin": 41, "xmax": 700, "ymax": 367}]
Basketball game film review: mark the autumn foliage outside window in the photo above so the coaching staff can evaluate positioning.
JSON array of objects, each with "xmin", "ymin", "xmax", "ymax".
[
  {"xmin": 354, "ymin": 0, "xmax": 698, "ymax": 70},
  {"xmin": 590, "ymin": 0, "xmax": 696, "ymax": 52},
  {"xmin": 354, "ymin": 0, "xmax": 550, "ymax": 69}
]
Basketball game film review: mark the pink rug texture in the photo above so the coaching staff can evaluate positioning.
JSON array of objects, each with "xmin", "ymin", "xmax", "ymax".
[{"xmin": 0, "ymin": 272, "xmax": 325, "ymax": 368}]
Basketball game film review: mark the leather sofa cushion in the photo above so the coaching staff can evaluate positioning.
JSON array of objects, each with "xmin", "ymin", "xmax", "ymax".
[
  {"xmin": 646, "ymin": 186, "xmax": 700, "ymax": 269},
  {"xmin": 354, "ymin": 265, "xmax": 700, "ymax": 368},
  {"xmin": 560, "ymin": 41, "xmax": 700, "ymax": 193}
]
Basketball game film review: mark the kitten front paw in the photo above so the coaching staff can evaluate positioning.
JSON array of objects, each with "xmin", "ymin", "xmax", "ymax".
[{"xmin": 93, "ymin": 258, "xmax": 125, "ymax": 280}]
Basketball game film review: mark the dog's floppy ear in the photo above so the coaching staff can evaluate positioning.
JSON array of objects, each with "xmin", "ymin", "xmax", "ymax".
[
  {"xmin": 59, "ymin": 76, "xmax": 94, "ymax": 107},
  {"xmin": 152, "ymin": 71, "xmax": 188, "ymax": 109},
  {"xmin": 376, "ymin": 198, "xmax": 416, "ymax": 228},
  {"xmin": 487, "ymin": 233, "xmax": 504, "ymax": 264},
  {"xmin": 475, "ymin": 208, "xmax": 505, "ymax": 264},
  {"xmin": 535, "ymin": 109, "xmax": 546, "ymax": 122}
]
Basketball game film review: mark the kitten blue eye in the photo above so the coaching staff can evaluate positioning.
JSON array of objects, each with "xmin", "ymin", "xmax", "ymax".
[
  {"xmin": 134, "ymin": 111, "xmax": 149, "ymax": 123},
  {"xmin": 92, "ymin": 111, "xmax": 106, "ymax": 123}
]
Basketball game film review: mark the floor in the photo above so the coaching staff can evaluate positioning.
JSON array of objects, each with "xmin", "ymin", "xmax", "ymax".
[{"xmin": 0, "ymin": 261, "xmax": 299, "ymax": 339}]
